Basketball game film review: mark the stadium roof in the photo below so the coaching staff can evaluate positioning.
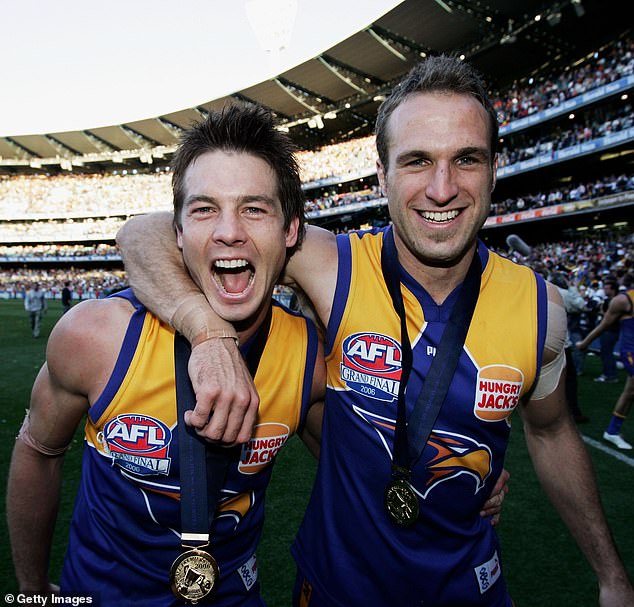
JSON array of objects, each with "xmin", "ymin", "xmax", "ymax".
[{"xmin": 0, "ymin": 0, "xmax": 627, "ymax": 174}]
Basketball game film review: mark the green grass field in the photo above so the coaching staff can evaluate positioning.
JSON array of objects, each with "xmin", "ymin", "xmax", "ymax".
[{"xmin": 1, "ymin": 298, "xmax": 632, "ymax": 606}]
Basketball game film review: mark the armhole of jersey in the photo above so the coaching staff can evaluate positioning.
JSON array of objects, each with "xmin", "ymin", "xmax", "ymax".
[
  {"xmin": 88, "ymin": 304, "xmax": 148, "ymax": 424},
  {"xmin": 326, "ymin": 234, "xmax": 352, "ymax": 356},
  {"xmin": 531, "ymin": 272, "xmax": 549, "ymax": 394},
  {"xmin": 298, "ymin": 317, "xmax": 319, "ymax": 429},
  {"xmin": 626, "ymin": 292, "xmax": 634, "ymax": 315}
]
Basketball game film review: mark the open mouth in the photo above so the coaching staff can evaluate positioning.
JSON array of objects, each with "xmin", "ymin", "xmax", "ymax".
[
  {"xmin": 420, "ymin": 209, "xmax": 460, "ymax": 223},
  {"xmin": 213, "ymin": 258, "xmax": 255, "ymax": 295}
]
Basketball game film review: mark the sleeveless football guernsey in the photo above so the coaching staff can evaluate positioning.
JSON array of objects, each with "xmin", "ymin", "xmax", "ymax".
[
  {"xmin": 292, "ymin": 227, "xmax": 547, "ymax": 607},
  {"xmin": 60, "ymin": 289, "xmax": 318, "ymax": 606}
]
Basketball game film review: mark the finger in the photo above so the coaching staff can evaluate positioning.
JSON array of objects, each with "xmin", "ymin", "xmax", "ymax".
[
  {"xmin": 197, "ymin": 397, "xmax": 230, "ymax": 442},
  {"xmin": 184, "ymin": 407, "xmax": 213, "ymax": 430},
  {"xmin": 216, "ymin": 394, "xmax": 252, "ymax": 444},
  {"xmin": 234, "ymin": 393, "xmax": 260, "ymax": 444}
]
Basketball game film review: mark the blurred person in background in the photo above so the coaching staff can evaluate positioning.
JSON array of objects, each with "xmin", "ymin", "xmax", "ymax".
[
  {"xmin": 577, "ymin": 283, "xmax": 634, "ymax": 450},
  {"xmin": 24, "ymin": 282, "xmax": 47, "ymax": 338},
  {"xmin": 594, "ymin": 278, "xmax": 620, "ymax": 383}
]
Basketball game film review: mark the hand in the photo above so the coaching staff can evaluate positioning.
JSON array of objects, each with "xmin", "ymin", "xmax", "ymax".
[
  {"xmin": 185, "ymin": 338, "xmax": 260, "ymax": 444},
  {"xmin": 480, "ymin": 468, "xmax": 510, "ymax": 526},
  {"xmin": 575, "ymin": 340, "xmax": 586, "ymax": 351},
  {"xmin": 599, "ymin": 578, "xmax": 634, "ymax": 606}
]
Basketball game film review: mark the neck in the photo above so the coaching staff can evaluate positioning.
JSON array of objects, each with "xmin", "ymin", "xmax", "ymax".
[
  {"xmin": 233, "ymin": 301, "xmax": 272, "ymax": 344},
  {"xmin": 394, "ymin": 239, "xmax": 478, "ymax": 305}
]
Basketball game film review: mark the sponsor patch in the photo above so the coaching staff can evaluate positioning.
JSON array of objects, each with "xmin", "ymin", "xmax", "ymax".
[
  {"xmin": 101, "ymin": 414, "xmax": 172, "ymax": 476},
  {"xmin": 239, "ymin": 423, "xmax": 290, "ymax": 474},
  {"xmin": 474, "ymin": 365, "xmax": 524, "ymax": 422},
  {"xmin": 340, "ymin": 332, "xmax": 402, "ymax": 402},
  {"xmin": 238, "ymin": 554, "xmax": 258, "ymax": 591},
  {"xmin": 474, "ymin": 550, "xmax": 501, "ymax": 594}
]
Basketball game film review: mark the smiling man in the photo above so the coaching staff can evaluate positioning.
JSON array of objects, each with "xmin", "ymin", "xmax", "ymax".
[
  {"xmin": 7, "ymin": 105, "xmax": 325, "ymax": 606},
  {"xmin": 116, "ymin": 57, "xmax": 633, "ymax": 606}
]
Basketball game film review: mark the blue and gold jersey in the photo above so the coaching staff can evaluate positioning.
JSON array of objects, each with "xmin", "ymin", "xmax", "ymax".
[
  {"xmin": 292, "ymin": 227, "xmax": 547, "ymax": 607},
  {"xmin": 61, "ymin": 289, "xmax": 318, "ymax": 606}
]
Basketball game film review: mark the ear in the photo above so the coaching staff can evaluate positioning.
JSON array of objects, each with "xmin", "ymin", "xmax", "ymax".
[
  {"xmin": 376, "ymin": 159, "xmax": 387, "ymax": 196},
  {"xmin": 175, "ymin": 224, "xmax": 184, "ymax": 250},
  {"xmin": 285, "ymin": 216, "xmax": 300, "ymax": 249},
  {"xmin": 491, "ymin": 154, "xmax": 498, "ymax": 193}
]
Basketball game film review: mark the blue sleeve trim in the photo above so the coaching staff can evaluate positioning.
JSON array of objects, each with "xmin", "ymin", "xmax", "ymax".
[
  {"xmin": 533, "ymin": 272, "xmax": 549, "ymax": 388},
  {"xmin": 299, "ymin": 317, "xmax": 319, "ymax": 428},
  {"xmin": 326, "ymin": 234, "xmax": 352, "ymax": 356}
]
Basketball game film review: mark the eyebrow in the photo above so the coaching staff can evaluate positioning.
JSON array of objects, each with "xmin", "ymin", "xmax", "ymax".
[
  {"xmin": 184, "ymin": 193, "xmax": 277, "ymax": 207},
  {"xmin": 395, "ymin": 146, "xmax": 491, "ymax": 165}
]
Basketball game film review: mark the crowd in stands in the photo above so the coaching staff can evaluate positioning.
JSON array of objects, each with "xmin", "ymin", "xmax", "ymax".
[
  {"xmin": 1, "ymin": 96, "xmax": 630, "ymax": 227},
  {"xmin": 496, "ymin": 103, "xmax": 633, "ymax": 168},
  {"xmin": 0, "ymin": 168, "xmax": 630, "ymax": 250},
  {"xmin": 2, "ymin": 234, "xmax": 632, "ymax": 319},
  {"xmin": 490, "ymin": 173, "xmax": 634, "ymax": 216},
  {"xmin": 0, "ymin": 243, "xmax": 120, "ymax": 260},
  {"xmin": 0, "ymin": 267, "xmax": 126, "ymax": 301},
  {"xmin": 492, "ymin": 37, "xmax": 633, "ymax": 126}
]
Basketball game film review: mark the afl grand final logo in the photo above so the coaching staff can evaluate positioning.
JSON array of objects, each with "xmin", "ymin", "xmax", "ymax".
[
  {"xmin": 101, "ymin": 413, "xmax": 172, "ymax": 476},
  {"xmin": 341, "ymin": 332, "xmax": 402, "ymax": 402}
]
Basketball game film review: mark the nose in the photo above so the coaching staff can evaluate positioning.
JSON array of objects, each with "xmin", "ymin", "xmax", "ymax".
[
  {"xmin": 425, "ymin": 162, "xmax": 459, "ymax": 205},
  {"xmin": 212, "ymin": 210, "xmax": 246, "ymax": 245}
]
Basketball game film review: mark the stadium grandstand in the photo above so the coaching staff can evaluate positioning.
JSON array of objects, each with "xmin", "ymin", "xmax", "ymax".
[{"xmin": 0, "ymin": 0, "xmax": 631, "ymax": 303}]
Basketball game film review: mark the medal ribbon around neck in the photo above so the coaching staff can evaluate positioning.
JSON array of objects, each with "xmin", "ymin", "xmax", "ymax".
[
  {"xmin": 172, "ymin": 306, "xmax": 272, "ymax": 601},
  {"xmin": 380, "ymin": 227, "xmax": 481, "ymax": 525}
]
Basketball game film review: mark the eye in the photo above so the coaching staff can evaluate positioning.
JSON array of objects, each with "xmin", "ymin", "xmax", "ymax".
[
  {"xmin": 191, "ymin": 205, "xmax": 213, "ymax": 215},
  {"xmin": 457, "ymin": 155, "xmax": 478, "ymax": 166}
]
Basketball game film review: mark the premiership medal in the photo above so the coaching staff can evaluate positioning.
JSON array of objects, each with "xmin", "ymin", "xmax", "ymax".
[
  {"xmin": 385, "ymin": 478, "xmax": 419, "ymax": 526},
  {"xmin": 170, "ymin": 548, "xmax": 219, "ymax": 604}
]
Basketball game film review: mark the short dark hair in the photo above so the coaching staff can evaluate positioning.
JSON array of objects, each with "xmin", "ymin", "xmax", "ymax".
[
  {"xmin": 375, "ymin": 55, "xmax": 498, "ymax": 167},
  {"xmin": 171, "ymin": 103, "xmax": 305, "ymax": 251}
]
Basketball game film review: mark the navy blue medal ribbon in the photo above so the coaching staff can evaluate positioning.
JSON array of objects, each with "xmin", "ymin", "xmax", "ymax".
[{"xmin": 380, "ymin": 227, "xmax": 481, "ymax": 521}]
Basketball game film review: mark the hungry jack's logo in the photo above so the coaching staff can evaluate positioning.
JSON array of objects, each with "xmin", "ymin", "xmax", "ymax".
[
  {"xmin": 474, "ymin": 365, "xmax": 524, "ymax": 422},
  {"xmin": 340, "ymin": 332, "xmax": 402, "ymax": 402},
  {"xmin": 238, "ymin": 423, "xmax": 290, "ymax": 474}
]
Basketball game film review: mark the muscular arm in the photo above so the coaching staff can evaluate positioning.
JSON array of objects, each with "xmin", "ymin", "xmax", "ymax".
[
  {"xmin": 521, "ymin": 285, "xmax": 633, "ymax": 605},
  {"xmin": 7, "ymin": 299, "xmax": 130, "ymax": 593},
  {"xmin": 577, "ymin": 293, "xmax": 629, "ymax": 351}
]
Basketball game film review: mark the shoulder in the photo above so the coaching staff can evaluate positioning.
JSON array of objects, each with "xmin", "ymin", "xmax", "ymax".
[
  {"xmin": 46, "ymin": 297, "xmax": 136, "ymax": 394},
  {"xmin": 610, "ymin": 292, "xmax": 632, "ymax": 314}
]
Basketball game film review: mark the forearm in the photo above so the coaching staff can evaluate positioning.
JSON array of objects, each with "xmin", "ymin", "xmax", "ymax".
[
  {"xmin": 525, "ymin": 420, "xmax": 629, "ymax": 587},
  {"xmin": 7, "ymin": 440, "xmax": 63, "ymax": 592},
  {"xmin": 577, "ymin": 324, "xmax": 604, "ymax": 349},
  {"xmin": 117, "ymin": 213, "xmax": 235, "ymax": 344}
]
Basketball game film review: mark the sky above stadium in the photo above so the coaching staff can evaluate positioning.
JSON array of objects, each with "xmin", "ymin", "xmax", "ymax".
[{"xmin": 1, "ymin": 0, "xmax": 402, "ymax": 137}]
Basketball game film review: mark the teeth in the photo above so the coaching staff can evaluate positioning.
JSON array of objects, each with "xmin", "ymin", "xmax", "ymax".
[
  {"xmin": 214, "ymin": 259, "xmax": 249, "ymax": 269},
  {"xmin": 421, "ymin": 210, "xmax": 459, "ymax": 223}
]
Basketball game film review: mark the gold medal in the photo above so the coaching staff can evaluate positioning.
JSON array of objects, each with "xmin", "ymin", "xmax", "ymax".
[
  {"xmin": 385, "ymin": 478, "xmax": 419, "ymax": 526},
  {"xmin": 170, "ymin": 548, "xmax": 219, "ymax": 604}
]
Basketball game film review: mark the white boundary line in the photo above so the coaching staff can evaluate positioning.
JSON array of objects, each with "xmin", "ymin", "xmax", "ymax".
[{"xmin": 582, "ymin": 435, "xmax": 634, "ymax": 468}]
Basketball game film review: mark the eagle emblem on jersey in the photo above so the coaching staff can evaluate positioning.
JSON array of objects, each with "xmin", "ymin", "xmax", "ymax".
[
  {"xmin": 353, "ymin": 406, "xmax": 492, "ymax": 499},
  {"xmin": 341, "ymin": 332, "xmax": 402, "ymax": 402}
]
